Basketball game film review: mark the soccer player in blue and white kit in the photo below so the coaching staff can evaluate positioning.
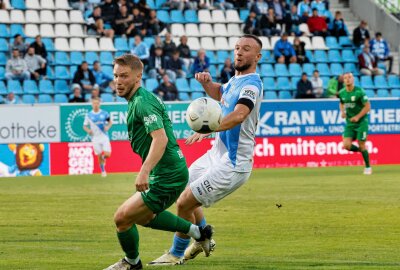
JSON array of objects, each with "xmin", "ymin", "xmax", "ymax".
[
  {"xmin": 150, "ymin": 34, "xmax": 263, "ymax": 265},
  {"xmin": 83, "ymin": 97, "xmax": 113, "ymax": 177}
]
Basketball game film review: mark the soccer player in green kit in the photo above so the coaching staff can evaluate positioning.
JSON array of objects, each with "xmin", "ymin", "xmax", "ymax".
[
  {"xmin": 103, "ymin": 54, "xmax": 213, "ymax": 270},
  {"xmin": 339, "ymin": 72, "xmax": 372, "ymax": 175}
]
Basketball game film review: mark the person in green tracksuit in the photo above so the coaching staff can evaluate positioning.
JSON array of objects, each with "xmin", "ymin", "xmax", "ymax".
[
  {"xmin": 102, "ymin": 54, "xmax": 213, "ymax": 270},
  {"xmin": 339, "ymin": 72, "xmax": 372, "ymax": 175}
]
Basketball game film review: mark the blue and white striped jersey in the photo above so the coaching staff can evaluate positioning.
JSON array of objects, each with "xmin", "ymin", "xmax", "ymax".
[{"xmin": 83, "ymin": 110, "xmax": 110, "ymax": 139}]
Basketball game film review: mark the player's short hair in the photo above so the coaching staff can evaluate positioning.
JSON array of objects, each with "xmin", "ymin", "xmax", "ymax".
[
  {"xmin": 113, "ymin": 54, "xmax": 144, "ymax": 71},
  {"xmin": 241, "ymin": 34, "xmax": 263, "ymax": 49},
  {"xmin": 91, "ymin": 97, "xmax": 101, "ymax": 102}
]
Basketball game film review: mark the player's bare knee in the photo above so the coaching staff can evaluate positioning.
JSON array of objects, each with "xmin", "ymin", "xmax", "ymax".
[
  {"xmin": 104, "ymin": 152, "xmax": 111, "ymax": 158},
  {"xmin": 343, "ymin": 143, "xmax": 351, "ymax": 150}
]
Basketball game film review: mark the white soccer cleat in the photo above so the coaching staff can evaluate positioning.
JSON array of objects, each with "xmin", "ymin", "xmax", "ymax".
[
  {"xmin": 147, "ymin": 252, "xmax": 184, "ymax": 266},
  {"xmin": 103, "ymin": 258, "xmax": 142, "ymax": 270},
  {"xmin": 363, "ymin": 167, "xmax": 372, "ymax": 175},
  {"xmin": 101, "ymin": 171, "xmax": 107, "ymax": 177},
  {"xmin": 184, "ymin": 239, "xmax": 216, "ymax": 261}
]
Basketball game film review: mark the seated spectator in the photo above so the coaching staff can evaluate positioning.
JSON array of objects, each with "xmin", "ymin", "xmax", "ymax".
[
  {"xmin": 191, "ymin": 49, "xmax": 210, "ymax": 75},
  {"xmin": 244, "ymin": 12, "xmax": 260, "ymax": 36},
  {"xmin": 86, "ymin": 85, "xmax": 101, "ymax": 102},
  {"xmin": 259, "ymin": 8, "xmax": 281, "ymax": 36},
  {"xmin": 146, "ymin": 9, "xmax": 166, "ymax": 36},
  {"xmin": 177, "ymin": 35, "xmax": 193, "ymax": 72},
  {"xmin": 370, "ymin": 32, "xmax": 394, "ymax": 74},
  {"xmin": 329, "ymin": 11, "xmax": 348, "ymax": 38},
  {"xmin": 24, "ymin": 47, "xmax": 47, "ymax": 81},
  {"xmin": 271, "ymin": 0, "xmax": 286, "ymax": 26},
  {"xmin": 150, "ymin": 36, "xmax": 164, "ymax": 57},
  {"xmin": 92, "ymin": 61, "xmax": 113, "ymax": 90},
  {"xmin": 310, "ymin": 70, "xmax": 323, "ymax": 97},
  {"xmin": 219, "ymin": 58, "xmax": 235, "ymax": 84},
  {"xmin": 358, "ymin": 45, "xmax": 384, "ymax": 76},
  {"xmin": 135, "ymin": 0, "xmax": 151, "ymax": 17},
  {"xmin": 10, "ymin": 34, "xmax": 28, "ymax": 56},
  {"xmin": 166, "ymin": 50, "xmax": 186, "ymax": 82},
  {"xmin": 130, "ymin": 35, "xmax": 150, "ymax": 65},
  {"xmin": 214, "ymin": 0, "xmax": 234, "ymax": 10},
  {"xmin": 274, "ymin": 33, "xmax": 297, "ymax": 64},
  {"xmin": 69, "ymin": 84, "xmax": 86, "ymax": 103},
  {"xmin": 293, "ymin": 37, "xmax": 308, "ymax": 64},
  {"xmin": 147, "ymin": 47, "xmax": 167, "ymax": 79},
  {"xmin": 326, "ymin": 75, "xmax": 343, "ymax": 98},
  {"xmin": 162, "ymin": 32, "xmax": 177, "ymax": 60},
  {"xmin": 285, "ymin": 5, "xmax": 301, "ymax": 36},
  {"xmin": 296, "ymin": 72, "xmax": 315, "ymax": 98},
  {"xmin": 4, "ymin": 92, "xmax": 18, "ymax": 104},
  {"xmin": 250, "ymin": 0, "xmax": 269, "ymax": 16},
  {"xmin": 5, "ymin": 48, "xmax": 30, "ymax": 81},
  {"xmin": 117, "ymin": 0, "xmax": 134, "ymax": 13},
  {"xmin": 310, "ymin": 0, "xmax": 326, "ymax": 15},
  {"xmin": 101, "ymin": 0, "xmax": 119, "ymax": 25},
  {"xmin": 297, "ymin": 0, "xmax": 311, "ymax": 16},
  {"xmin": 114, "ymin": 5, "xmax": 134, "ymax": 36},
  {"xmin": 73, "ymin": 61, "xmax": 97, "ymax": 92},
  {"xmin": 163, "ymin": 0, "xmax": 197, "ymax": 10},
  {"xmin": 87, "ymin": 6, "xmax": 115, "ymax": 38},
  {"xmin": 30, "ymin": 35, "xmax": 47, "ymax": 60},
  {"xmin": 353, "ymin": 20, "xmax": 370, "ymax": 48},
  {"xmin": 153, "ymin": 74, "xmax": 178, "ymax": 101},
  {"xmin": 307, "ymin": 8, "xmax": 329, "ymax": 37},
  {"xmin": 131, "ymin": 7, "xmax": 147, "ymax": 37},
  {"xmin": 70, "ymin": 0, "xmax": 91, "ymax": 13}
]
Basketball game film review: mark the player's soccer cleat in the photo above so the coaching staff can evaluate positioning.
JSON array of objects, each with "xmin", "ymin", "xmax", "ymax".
[
  {"xmin": 103, "ymin": 258, "xmax": 142, "ymax": 270},
  {"xmin": 101, "ymin": 171, "xmax": 107, "ymax": 177},
  {"xmin": 195, "ymin": 225, "xmax": 214, "ymax": 257},
  {"xmin": 363, "ymin": 167, "xmax": 372, "ymax": 175},
  {"xmin": 147, "ymin": 252, "xmax": 184, "ymax": 266},
  {"xmin": 184, "ymin": 238, "xmax": 216, "ymax": 261}
]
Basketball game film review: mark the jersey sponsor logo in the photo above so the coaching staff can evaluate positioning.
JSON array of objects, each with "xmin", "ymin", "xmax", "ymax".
[
  {"xmin": 363, "ymin": 96, "xmax": 368, "ymax": 100},
  {"xmin": 351, "ymin": 96, "xmax": 356, "ymax": 101},
  {"xmin": 143, "ymin": 114, "xmax": 158, "ymax": 126},
  {"xmin": 344, "ymin": 103, "xmax": 356, "ymax": 109},
  {"xmin": 203, "ymin": 180, "xmax": 213, "ymax": 192},
  {"xmin": 242, "ymin": 88, "xmax": 256, "ymax": 100},
  {"xmin": 177, "ymin": 149, "xmax": 184, "ymax": 159}
]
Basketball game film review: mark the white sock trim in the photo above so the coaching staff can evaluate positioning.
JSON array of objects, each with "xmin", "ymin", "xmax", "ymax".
[
  {"xmin": 125, "ymin": 255, "xmax": 140, "ymax": 265},
  {"xmin": 187, "ymin": 224, "xmax": 200, "ymax": 240}
]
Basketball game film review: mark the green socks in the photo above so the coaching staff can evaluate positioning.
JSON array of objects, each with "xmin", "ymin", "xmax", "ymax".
[
  {"xmin": 350, "ymin": 144, "xmax": 360, "ymax": 152},
  {"xmin": 117, "ymin": 225, "xmax": 139, "ymax": 260},
  {"xmin": 145, "ymin": 210, "xmax": 192, "ymax": 234},
  {"xmin": 361, "ymin": 150, "xmax": 370, "ymax": 168}
]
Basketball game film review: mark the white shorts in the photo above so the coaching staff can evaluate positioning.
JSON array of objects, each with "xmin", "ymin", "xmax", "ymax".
[
  {"xmin": 92, "ymin": 136, "xmax": 111, "ymax": 155},
  {"xmin": 189, "ymin": 151, "xmax": 251, "ymax": 208}
]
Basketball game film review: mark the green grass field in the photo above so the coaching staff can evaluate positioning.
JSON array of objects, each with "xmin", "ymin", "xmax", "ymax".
[{"xmin": 1, "ymin": 165, "xmax": 400, "ymax": 270}]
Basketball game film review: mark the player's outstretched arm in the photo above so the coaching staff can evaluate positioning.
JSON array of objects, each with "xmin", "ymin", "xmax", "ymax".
[
  {"xmin": 83, "ymin": 125, "xmax": 93, "ymax": 136},
  {"xmin": 105, "ymin": 118, "xmax": 113, "ymax": 131},
  {"xmin": 195, "ymin": 72, "xmax": 222, "ymax": 101},
  {"xmin": 185, "ymin": 132, "xmax": 211, "ymax": 145},
  {"xmin": 215, "ymin": 104, "xmax": 251, "ymax": 132}
]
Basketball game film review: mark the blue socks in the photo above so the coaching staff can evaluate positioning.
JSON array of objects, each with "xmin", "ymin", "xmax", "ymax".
[{"xmin": 197, "ymin": 217, "xmax": 206, "ymax": 228}]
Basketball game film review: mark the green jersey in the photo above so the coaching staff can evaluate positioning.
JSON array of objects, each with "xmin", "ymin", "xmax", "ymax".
[
  {"xmin": 127, "ymin": 87, "xmax": 187, "ymax": 181},
  {"xmin": 338, "ymin": 86, "xmax": 369, "ymax": 123}
]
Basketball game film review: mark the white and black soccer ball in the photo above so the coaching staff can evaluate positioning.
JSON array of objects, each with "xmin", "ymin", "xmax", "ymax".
[{"xmin": 186, "ymin": 97, "xmax": 222, "ymax": 134}]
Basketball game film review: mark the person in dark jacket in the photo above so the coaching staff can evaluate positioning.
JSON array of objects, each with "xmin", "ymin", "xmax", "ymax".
[
  {"xmin": 30, "ymin": 35, "xmax": 47, "ymax": 59},
  {"xmin": 296, "ymin": 72, "xmax": 315, "ymax": 98},
  {"xmin": 73, "ymin": 61, "xmax": 97, "ymax": 92},
  {"xmin": 153, "ymin": 74, "xmax": 178, "ymax": 101},
  {"xmin": 147, "ymin": 47, "xmax": 167, "ymax": 79},
  {"xmin": 243, "ymin": 11, "xmax": 261, "ymax": 36},
  {"xmin": 353, "ymin": 20, "xmax": 370, "ymax": 47},
  {"xmin": 219, "ymin": 58, "xmax": 235, "ymax": 84},
  {"xmin": 293, "ymin": 37, "xmax": 308, "ymax": 64},
  {"xmin": 101, "ymin": 0, "xmax": 119, "ymax": 25},
  {"xmin": 68, "ymin": 84, "xmax": 86, "ymax": 103}
]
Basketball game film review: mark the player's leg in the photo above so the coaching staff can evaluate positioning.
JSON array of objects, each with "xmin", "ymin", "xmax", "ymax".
[
  {"xmin": 100, "ymin": 139, "xmax": 112, "ymax": 177},
  {"xmin": 92, "ymin": 140, "xmax": 106, "ymax": 176},
  {"xmin": 342, "ymin": 125, "xmax": 359, "ymax": 152},
  {"xmin": 357, "ymin": 123, "xmax": 371, "ymax": 174}
]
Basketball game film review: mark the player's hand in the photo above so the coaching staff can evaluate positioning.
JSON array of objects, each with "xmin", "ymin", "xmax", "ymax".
[
  {"xmin": 185, "ymin": 132, "xmax": 210, "ymax": 145},
  {"xmin": 104, "ymin": 126, "xmax": 110, "ymax": 132},
  {"xmin": 341, "ymin": 111, "xmax": 346, "ymax": 119},
  {"xmin": 135, "ymin": 170, "xmax": 149, "ymax": 192},
  {"xmin": 87, "ymin": 130, "xmax": 93, "ymax": 136},
  {"xmin": 195, "ymin": 72, "xmax": 212, "ymax": 85},
  {"xmin": 350, "ymin": 116, "xmax": 359, "ymax": 123}
]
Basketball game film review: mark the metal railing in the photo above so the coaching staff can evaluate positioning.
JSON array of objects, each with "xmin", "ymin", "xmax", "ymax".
[{"xmin": 376, "ymin": 0, "xmax": 400, "ymax": 19}]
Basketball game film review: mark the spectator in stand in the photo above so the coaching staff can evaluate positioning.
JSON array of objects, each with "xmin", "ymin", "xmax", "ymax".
[
  {"xmin": 70, "ymin": 0, "xmax": 91, "ymax": 13},
  {"xmin": 214, "ymin": 0, "xmax": 234, "ymax": 10},
  {"xmin": 285, "ymin": 5, "xmax": 301, "ymax": 35},
  {"xmin": 24, "ymin": 47, "xmax": 47, "ymax": 81},
  {"xmin": 87, "ymin": 85, "xmax": 101, "ymax": 102},
  {"xmin": 244, "ymin": 12, "xmax": 260, "ymax": 36},
  {"xmin": 5, "ymin": 92, "xmax": 18, "ymax": 104},
  {"xmin": 219, "ymin": 58, "xmax": 235, "ymax": 84},
  {"xmin": 166, "ymin": 50, "xmax": 186, "ymax": 82},
  {"xmin": 150, "ymin": 36, "xmax": 164, "ymax": 57},
  {"xmin": 101, "ymin": 0, "xmax": 119, "ymax": 25},
  {"xmin": 307, "ymin": 8, "xmax": 329, "ymax": 37},
  {"xmin": 10, "ymin": 34, "xmax": 28, "ymax": 56},
  {"xmin": 329, "ymin": 11, "xmax": 348, "ymax": 38},
  {"xmin": 370, "ymin": 32, "xmax": 394, "ymax": 74},
  {"xmin": 153, "ymin": 74, "xmax": 178, "ymax": 101},
  {"xmin": 163, "ymin": 0, "xmax": 197, "ymax": 10},
  {"xmin": 353, "ymin": 20, "xmax": 370, "ymax": 48},
  {"xmin": 271, "ymin": 0, "xmax": 286, "ymax": 27},
  {"xmin": 191, "ymin": 49, "xmax": 210, "ymax": 75},
  {"xmin": 131, "ymin": 7, "xmax": 147, "ymax": 37},
  {"xmin": 5, "ymin": 48, "xmax": 30, "ymax": 81},
  {"xmin": 162, "ymin": 32, "xmax": 177, "ymax": 60},
  {"xmin": 135, "ymin": 0, "xmax": 151, "ymax": 17},
  {"xmin": 73, "ymin": 61, "xmax": 97, "ymax": 92},
  {"xmin": 326, "ymin": 75, "xmax": 343, "ymax": 98},
  {"xmin": 92, "ymin": 61, "xmax": 113, "ymax": 90},
  {"xmin": 250, "ymin": 0, "xmax": 269, "ymax": 16},
  {"xmin": 274, "ymin": 32, "xmax": 297, "ymax": 64},
  {"xmin": 177, "ymin": 35, "xmax": 193, "ymax": 72},
  {"xmin": 68, "ymin": 84, "xmax": 86, "ymax": 103},
  {"xmin": 87, "ymin": 6, "xmax": 115, "ymax": 38},
  {"xmin": 146, "ymin": 9, "xmax": 166, "ymax": 36},
  {"xmin": 147, "ymin": 47, "xmax": 167, "ymax": 79},
  {"xmin": 310, "ymin": 70, "xmax": 323, "ymax": 98},
  {"xmin": 114, "ymin": 5, "xmax": 134, "ymax": 36},
  {"xmin": 130, "ymin": 35, "xmax": 150, "ymax": 65},
  {"xmin": 259, "ymin": 8, "xmax": 281, "ymax": 36},
  {"xmin": 310, "ymin": 0, "xmax": 326, "ymax": 15},
  {"xmin": 117, "ymin": 0, "xmax": 134, "ymax": 13},
  {"xmin": 358, "ymin": 45, "xmax": 384, "ymax": 76},
  {"xmin": 0, "ymin": 0, "xmax": 6, "ymax": 9},
  {"xmin": 296, "ymin": 72, "xmax": 315, "ymax": 98},
  {"xmin": 293, "ymin": 37, "xmax": 308, "ymax": 64},
  {"xmin": 297, "ymin": 0, "xmax": 311, "ymax": 16},
  {"xmin": 30, "ymin": 35, "xmax": 47, "ymax": 60}
]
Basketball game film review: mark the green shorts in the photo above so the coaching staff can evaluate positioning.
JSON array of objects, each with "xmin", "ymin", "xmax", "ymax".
[
  {"xmin": 343, "ymin": 121, "xmax": 368, "ymax": 141},
  {"xmin": 141, "ymin": 167, "xmax": 189, "ymax": 213}
]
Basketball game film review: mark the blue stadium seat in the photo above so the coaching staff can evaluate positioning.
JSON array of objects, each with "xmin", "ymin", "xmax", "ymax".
[
  {"xmin": 22, "ymin": 94, "xmax": 35, "ymax": 104},
  {"xmin": 0, "ymin": 66, "xmax": 4, "ymax": 80},
  {"xmin": 339, "ymin": 36, "xmax": 353, "ymax": 47},
  {"xmin": 55, "ymin": 52, "xmax": 70, "ymax": 65},
  {"xmin": 291, "ymin": 77, "xmax": 301, "ymax": 88},
  {"xmin": 155, "ymin": 0, "xmax": 167, "ymax": 8},
  {"xmin": 240, "ymin": 10, "xmax": 249, "ymax": 21},
  {"xmin": 364, "ymin": 90, "xmax": 375, "ymax": 98},
  {"xmin": 85, "ymin": 52, "xmax": 99, "ymax": 65},
  {"xmin": 114, "ymin": 37, "xmax": 129, "ymax": 52},
  {"xmin": 276, "ymin": 77, "xmax": 291, "ymax": 90},
  {"xmin": 208, "ymin": 65, "xmax": 217, "ymax": 78},
  {"xmin": 330, "ymin": 63, "xmax": 343, "ymax": 77},
  {"xmin": 391, "ymin": 89, "xmax": 400, "ymax": 97},
  {"xmin": 179, "ymin": 92, "xmax": 190, "ymax": 101},
  {"xmin": 217, "ymin": 50, "xmax": 230, "ymax": 64},
  {"xmin": 353, "ymin": 76, "xmax": 360, "ymax": 87},
  {"xmin": 55, "ymin": 66, "xmax": 70, "ymax": 80},
  {"xmin": 54, "ymin": 94, "xmax": 68, "ymax": 103},
  {"xmin": 8, "ymin": 80, "xmax": 23, "ymax": 94},
  {"xmin": 361, "ymin": 76, "xmax": 374, "ymax": 89},
  {"xmin": 325, "ymin": 36, "xmax": 341, "ymax": 49},
  {"xmin": 39, "ymin": 80, "xmax": 54, "ymax": 94},
  {"xmin": 374, "ymin": 75, "xmax": 388, "ymax": 89},
  {"xmin": 145, "ymin": 78, "xmax": 158, "ymax": 91},
  {"xmin": 289, "ymin": 63, "xmax": 302, "ymax": 77},
  {"xmin": 0, "ymin": 81, "xmax": 7, "ymax": 94},
  {"xmin": 190, "ymin": 78, "xmax": 203, "ymax": 92},
  {"xmin": 99, "ymin": 52, "xmax": 114, "ymax": 65},
  {"xmin": 306, "ymin": 50, "xmax": 315, "ymax": 63},
  {"xmin": 47, "ymin": 52, "xmax": 54, "ymax": 65},
  {"xmin": 314, "ymin": 50, "xmax": 328, "ymax": 63},
  {"xmin": 42, "ymin": 38, "xmax": 55, "ymax": 51},
  {"xmin": 260, "ymin": 64, "xmax": 275, "ymax": 77},
  {"xmin": 0, "ymin": 95, "xmax": 3, "ymax": 103},
  {"xmin": 176, "ymin": 78, "xmax": 190, "ymax": 92},
  {"xmin": 0, "ymin": 24, "xmax": 10, "ymax": 38},
  {"xmin": 116, "ymin": 95, "xmax": 127, "ymax": 103},
  {"xmin": 101, "ymin": 93, "xmax": 114, "ymax": 102},
  {"xmin": 377, "ymin": 89, "xmax": 389, "ymax": 97},
  {"xmin": 70, "ymin": 65, "xmax": 78, "ymax": 77},
  {"xmin": 38, "ymin": 94, "xmax": 52, "ymax": 103},
  {"xmin": 10, "ymin": 24, "xmax": 25, "ymax": 37},
  {"xmin": 206, "ymin": 51, "xmax": 217, "ymax": 64},
  {"xmin": 170, "ymin": 10, "xmax": 186, "ymax": 23},
  {"xmin": 23, "ymin": 80, "xmax": 39, "ymax": 94},
  {"xmin": 0, "ymin": 38, "xmax": 9, "ymax": 52},
  {"xmin": 25, "ymin": 37, "xmax": 35, "ymax": 44},
  {"xmin": 70, "ymin": 52, "xmax": 84, "ymax": 65},
  {"xmin": 261, "ymin": 50, "xmax": 273, "ymax": 63},
  {"xmin": 263, "ymin": 77, "xmax": 275, "ymax": 91},
  {"xmin": 275, "ymin": 64, "xmax": 289, "ymax": 77},
  {"xmin": 264, "ymin": 91, "xmax": 277, "ymax": 99},
  {"xmin": 343, "ymin": 63, "xmax": 359, "ymax": 76},
  {"xmin": 316, "ymin": 63, "xmax": 331, "ymax": 77},
  {"xmin": 279, "ymin": 90, "xmax": 292, "ymax": 99},
  {"xmin": 146, "ymin": 0, "xmax": 155, "ymax": 9},
  {"xmin": 157, "ymin": 10, "xmax": 171, "ymax": 23},
  {"xmin": 54, "ymin": 80, "xmax": 70, "ymax": 94},
  {"xmin": 388, "ymin": 75, "xmax": 400, "ymax": 88},
  {"xmin": 184, "ymin": 10, "xmax": 199, "ymax": 23},
  {"xmin": 191, "ymin": 92, "xmax": 205, "ymax": 99},
  {"xmin": 11, "ymin": 0, "xmax": 26, "ymax": 9},
  {"xmin": 102, "ymin": 65, "xmax": 113, "ymax": 78},
  {"xmin": 302, "ymin": 63, "xmax": 315, "ymax": 76},
  {"xmin": 143, "ymin": 37, "xmax": 155, "ymax": 48},
  {"xmin": 328, "ymin": 50, "xmax": 342, "ymax": 63},
  {"xmin": 342, "ymin": 50, "xmax": 357, "ymax": 63}
]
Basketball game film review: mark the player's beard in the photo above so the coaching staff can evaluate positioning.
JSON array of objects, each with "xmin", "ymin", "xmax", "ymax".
[{"xmin": 234, "ymin": 62, "xmax": 251, "ymax": 72}]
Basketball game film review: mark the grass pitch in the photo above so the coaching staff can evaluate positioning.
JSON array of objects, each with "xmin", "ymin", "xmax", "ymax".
[{"xmin": 1, "ymin": 165, "xmax": 400, "ymax": 270}]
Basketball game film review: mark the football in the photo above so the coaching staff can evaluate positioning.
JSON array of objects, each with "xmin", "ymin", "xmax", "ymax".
[{"xmin": 186, "ymin": 97, "xmax": 222, "ymax": 134}]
